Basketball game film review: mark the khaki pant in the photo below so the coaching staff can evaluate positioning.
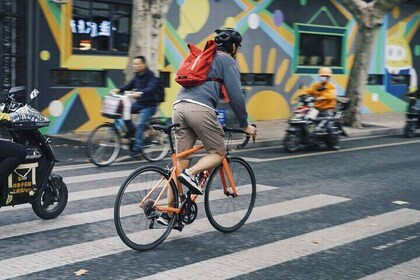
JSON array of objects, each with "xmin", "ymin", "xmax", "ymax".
[{"xmin": 172, "ymin": 101, "xmax": 225, "ymax": 158}]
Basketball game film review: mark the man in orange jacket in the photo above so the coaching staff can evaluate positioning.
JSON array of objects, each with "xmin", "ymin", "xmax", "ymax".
[{"xmin": 305, "ymin": 67, "xmax": 339, "ymax": 150}]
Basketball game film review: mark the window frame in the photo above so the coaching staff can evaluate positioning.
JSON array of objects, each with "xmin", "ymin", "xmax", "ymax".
[
  {"xmin": 49, "ymin": 69, "xmax": 107, "ymax": 88},
  {"xmin": 71, "ymin": 0, "xmax": 132, "ymax": 55},
  {"xmin": 293, "ymin": 24, "xmax": 347, "ymax": 75}
]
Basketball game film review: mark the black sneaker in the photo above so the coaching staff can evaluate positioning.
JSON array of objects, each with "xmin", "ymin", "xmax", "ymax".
[
  {"xmin": 178, "ymin": 171, "xmax": 203, "ymax": 195},
  {"xmin": 131, "ymin": 150, "xmax": 143, "ymax": 159},
  {"xmin": 156, "ymin": 212, "xmax": 170, "ymax": 226}
]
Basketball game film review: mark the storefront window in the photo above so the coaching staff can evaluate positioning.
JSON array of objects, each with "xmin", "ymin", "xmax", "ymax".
[
  {"xmin": 50, "ymin": 70, "xmax": 106, "ymax": 87},
  {"xmin": 294, "ymin": 24, "xmax": 346, "ymax": 74},
  {"xmin": 72, "ymin": 0, "xmax": 131, "ymax": 53}
]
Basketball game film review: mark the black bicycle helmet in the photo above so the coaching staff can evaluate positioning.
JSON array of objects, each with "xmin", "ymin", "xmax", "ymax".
[{"xmin": 214, "ymin": 28, "xmax": 242, "ymax": 50}]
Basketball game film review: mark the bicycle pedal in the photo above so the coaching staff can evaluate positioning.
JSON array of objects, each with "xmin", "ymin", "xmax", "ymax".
[{"xmin": 172, "ymin": 223, "xmax": 184, "ymax": 231}]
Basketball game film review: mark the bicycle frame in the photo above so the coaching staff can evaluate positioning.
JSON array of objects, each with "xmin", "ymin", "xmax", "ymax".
[{"xmin": 138, "ymin": 144, "xmax": 238, "ymax": 216}]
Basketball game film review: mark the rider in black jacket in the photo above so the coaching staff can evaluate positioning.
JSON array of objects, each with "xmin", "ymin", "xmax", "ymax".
[
  {"xmin": 0, "ymin": 112, "xmax": 27, "ymax": 198},
  {"xmin": 111, "ymin": 56, "xmax": 158, "ymax": 158}
]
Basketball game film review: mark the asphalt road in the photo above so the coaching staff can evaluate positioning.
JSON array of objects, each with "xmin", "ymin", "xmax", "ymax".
[{"xmin": 0, "ymin": 134, "xmax": 419, "ymax": 279}]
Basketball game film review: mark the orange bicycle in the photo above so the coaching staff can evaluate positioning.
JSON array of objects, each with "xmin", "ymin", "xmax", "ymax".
[{"xmin": 114, "ymin": 123, "xmax": 257, "ymax": 251}]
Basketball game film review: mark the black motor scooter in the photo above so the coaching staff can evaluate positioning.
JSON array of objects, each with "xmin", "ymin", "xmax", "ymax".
[
  {"xmin": 0, "ymin": 86, "xmax": 68, "ymax": 219},
  {"xmin": 283, "ymin": 94, "xmax": 348, "ymax": 152},
  {"xmin": 404, "ymin": 89, "xmax": 420, "ymax": 138}
]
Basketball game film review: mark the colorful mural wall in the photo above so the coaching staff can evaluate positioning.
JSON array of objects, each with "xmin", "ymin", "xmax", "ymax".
[{"xmin": 35, "ymin": 0, "xmax": 419, "ymax": 134}]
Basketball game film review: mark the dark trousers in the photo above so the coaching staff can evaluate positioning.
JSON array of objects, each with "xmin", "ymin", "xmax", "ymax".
[
  {"xmin": 318, "ymin": 110, "xmax": 337, "ymax": 145},
  {"xmin": 0, "ymin": 141, "xmax": 27, "ymax": 192},
  {"xmin": 130, "ymin": 102, "xmax": 157, "ymax": 152}
]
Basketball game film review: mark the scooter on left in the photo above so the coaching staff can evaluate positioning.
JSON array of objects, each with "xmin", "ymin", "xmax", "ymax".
[{"xmin": 0, "ymin": 86, "xmax": 68, "ymax": 219}]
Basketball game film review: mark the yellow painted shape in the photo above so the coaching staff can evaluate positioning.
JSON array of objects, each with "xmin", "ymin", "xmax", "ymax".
[
  {"xmin": 331, "ymin": 75, "xmax": 349, "ymax": 89},
  {"xmin": 275, "ymin": 59, "xmax": 289, "ymax": 85},
  {"xmin": 346, "ymin": 24, "xmax": 357, "ymax": 53},
  {"xmin": 386, "ymin": 35, "xmax": 413, "ymax": 68},
  {"xmin": 76, "ymin": 88, "xmax": 109, "ymax": 131},
  {"xmin": 363, "ymin": 91, "xmax": 392, "ymax": 113},
  {"xmin": 177, "ymin": 0, "xmax": 210, "ymax": 39},
  {"xmin": 253, "ymin": 45, "xmax": 262, "ymax": 73},
  {"xmin": 236, "ymin": 53, "xmax": 249, "ymax": 73},
  {"xmin": 290, "ymin": 87, "xmax": 307, "ymax": 105},
  {"xmin": 259, "ymin": 12, "xmax": 294, "ymax": 45},
  {"xmin": 331, "ymin": 0, "xmax": 353, "ymax": 20},
  {"xmin": 387, "ymin": 12, "xmax": 418, "ymax": 37},
  {"xmin": 392, "ymin": 7, "xmax": 400, "ymax": 19},
  {"xmin": 284, "ymin": 75, "xmax": 299, "ymax": 93},
  {"xmin": 39, "ymin": 0, "xmax": 60, "ymax": 48},
  {"xmin": 224, "ymin": 17, "xmax": 237, "ymax": 28},
  {"xmin": 63, "ymin": 55, "xmax": 129, "ymax": 69},
  {"xmin": 40, "ymin": 50, "xmax": 51, "ymax": 61},
  {"xmin": 247, "ymin": 90, "xmax": 290, "ymax": 120},
  {"xmin": 346, "ymin": 54, "xmax": 355, "ymax": 71},
  {"xmin": 266, "ymin": 48, "xmax": 277, "ymax": 73}
]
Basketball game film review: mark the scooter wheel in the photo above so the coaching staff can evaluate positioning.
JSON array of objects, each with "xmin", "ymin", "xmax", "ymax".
[
  {"xmin": 404, "ymin": 123, "xmax": 416, "ymax": 138},
  {"xmin": 283, "ymin": 133, "xmax": 300, "ymax": 153},
  {"xmin": 32, "ymin": 174, "xmax": 68, "ymax": 220}
]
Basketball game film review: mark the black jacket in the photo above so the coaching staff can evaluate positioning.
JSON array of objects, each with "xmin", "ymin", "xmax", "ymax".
[{"xmin": 119, "ymin": 68, "xmax": 158, "ymax": 106}]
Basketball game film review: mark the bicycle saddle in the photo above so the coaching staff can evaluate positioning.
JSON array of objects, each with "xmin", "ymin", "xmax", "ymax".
[{"xmin": 152, "ymin": 123, "xmax": 180, "ymax": 134}]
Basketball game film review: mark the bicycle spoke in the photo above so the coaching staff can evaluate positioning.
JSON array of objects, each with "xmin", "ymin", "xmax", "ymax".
[
  {"xmin": 204, "ymin": 157, "xmax": 256, "ymax": 233},
  {"xmin": 114, "ymin": 166, "xmax": 178, "ymax": 251}
]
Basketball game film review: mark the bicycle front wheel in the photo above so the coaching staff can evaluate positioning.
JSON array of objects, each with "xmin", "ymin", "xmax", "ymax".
[
  {"xmin": 142, "ymin": 122, "xmax": 170, "ymax": 162},
  {"xmin": 204, "ymin": 157, "xmax": 256, "ymax": 233},
  {"xmin": 114, "ymin": 166, "xmax": 178, "ymax": 251},
  {"xmin": 86, "ymin": 123, "xmax": 121, "ymax": 167}
]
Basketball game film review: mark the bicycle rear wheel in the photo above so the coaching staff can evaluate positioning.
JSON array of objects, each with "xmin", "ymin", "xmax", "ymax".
[
  {"xmin": 114, "ymin": 166, "xmax": 178, "ymax": 251},
  {"xmin": 86, "ymin": 123, "xmax": 121, "ymax": 167},
  {"xmin": 204, "ymin": 157, "xmax": 256, "ymax": 233},
  {"xmin": 141, "ymin": 121, "xmax": 170, "ymax": 162}
]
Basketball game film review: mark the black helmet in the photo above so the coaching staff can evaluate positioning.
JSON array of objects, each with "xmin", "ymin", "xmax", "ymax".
[{"xmin": 214, "ymin": 28, "xmax": 242, "ymax": 48}]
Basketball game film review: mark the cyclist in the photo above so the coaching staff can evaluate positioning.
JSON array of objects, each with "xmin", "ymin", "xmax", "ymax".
[
  {"xmin": 173, "ymin": 28, "xmax": 256, "ymax": 194},
  {"xmin": 305, "ymin": 67, "xmax": 339, "ymax": 150},
  {"xmin": 0, "ymin": 112, "xmax": 27, "ymax": 201},
  {"xmin": 111, "ymin": 56, "xmax": 159, "ymax": 159}
]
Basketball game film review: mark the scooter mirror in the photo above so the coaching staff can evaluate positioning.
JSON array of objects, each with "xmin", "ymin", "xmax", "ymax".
[
  {"xmin": 30, "ymin": 89, "xmax": 40, "ymax": 100},
  {"xmin": 9, "ymin": 86, "xmax": 26, "ymax": 94}
]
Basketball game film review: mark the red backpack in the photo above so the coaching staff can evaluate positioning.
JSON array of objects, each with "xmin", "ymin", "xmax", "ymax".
[{"xmin": 175, "ymin": 40, "xmax": 229, "ymax": 101}]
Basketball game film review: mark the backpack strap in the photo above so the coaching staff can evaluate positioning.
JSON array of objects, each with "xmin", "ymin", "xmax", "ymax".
[{"xmin": 208, "ymin": 78, "xmax": 230, "ymax": 102}]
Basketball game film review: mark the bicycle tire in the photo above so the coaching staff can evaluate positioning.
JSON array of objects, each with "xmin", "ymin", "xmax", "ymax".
[
  {"xmin": 141, "ymin": 120, "xmax": 170, "ymax": 162},
  {"xmin": 86, "ymin": 123, "xmax": 121, "ymax": 167},
  {"xmin": 114, "ymin": 165, "xmax": 178, "ymax": 251},
  {"xmin": 204, "ymin": 157, "xmax": 256, "ymax": 233}
]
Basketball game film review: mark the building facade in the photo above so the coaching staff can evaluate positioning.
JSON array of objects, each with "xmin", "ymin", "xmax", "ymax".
[{"xmin": 1, "ymin": 0, "xmax": 419, "ymax": 134}]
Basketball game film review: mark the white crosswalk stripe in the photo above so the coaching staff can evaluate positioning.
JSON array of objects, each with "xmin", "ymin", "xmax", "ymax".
[
  {"xmin": 0, "ymin": 165, "xmax": 418, "ymax": 280},
  {"xmin": 138, "ymin": 208, "xmax": 420, "ymax": 280},
  {"xmin": 0, "ymin": 194, "xmax": 349, "ymax": 279},
  {"xmin": 360, "ymin": 257, "xmax": 420, "ymax": 280},
  {"xmin": 0, "ymin": 184, "xmax": 276, "ymax": 239}
]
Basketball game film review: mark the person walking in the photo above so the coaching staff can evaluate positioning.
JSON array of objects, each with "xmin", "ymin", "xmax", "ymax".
[{"xmin": 111, "ymin": 56, "xmax": 158, "ymax": 158}]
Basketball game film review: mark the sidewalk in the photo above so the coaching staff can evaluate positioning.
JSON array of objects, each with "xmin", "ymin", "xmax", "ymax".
[{"xmin": 48, "ymin": 112, "xmax": 406, "ymax": 165}]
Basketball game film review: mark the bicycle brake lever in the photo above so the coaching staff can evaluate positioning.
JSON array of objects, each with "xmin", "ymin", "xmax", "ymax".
[{"xmin": 237, "ymin": 136, "xmax": 250, "ymax": 149}]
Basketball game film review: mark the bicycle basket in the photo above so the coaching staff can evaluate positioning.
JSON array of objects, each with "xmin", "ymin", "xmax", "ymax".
[{"xmin": 101, "ymin": 95, "xmax": 123, "ymax": 119}]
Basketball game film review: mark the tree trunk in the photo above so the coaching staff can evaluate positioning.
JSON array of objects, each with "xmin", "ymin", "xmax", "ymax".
[
  {"xmin": 125, "ymin": 0, "xmax": 171, "ymax": 81},
  {"xmin": 343, "ymin": 25, "xmax": 377, "ymax": 128},
  {"xmin": 339, "ymin": 0, "xmax": 407, "ymax": 128}
]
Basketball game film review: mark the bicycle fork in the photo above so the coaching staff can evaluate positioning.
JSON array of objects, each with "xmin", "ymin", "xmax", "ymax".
[{"xmin": 220, "ymin": 159, "xmax": 238, "ymax": 197}]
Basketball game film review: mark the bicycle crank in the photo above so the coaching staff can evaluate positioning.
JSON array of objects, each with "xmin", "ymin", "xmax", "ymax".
[{"xmin": 180, "ymin": 199, "xmax": 198, "ymax": 224}]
